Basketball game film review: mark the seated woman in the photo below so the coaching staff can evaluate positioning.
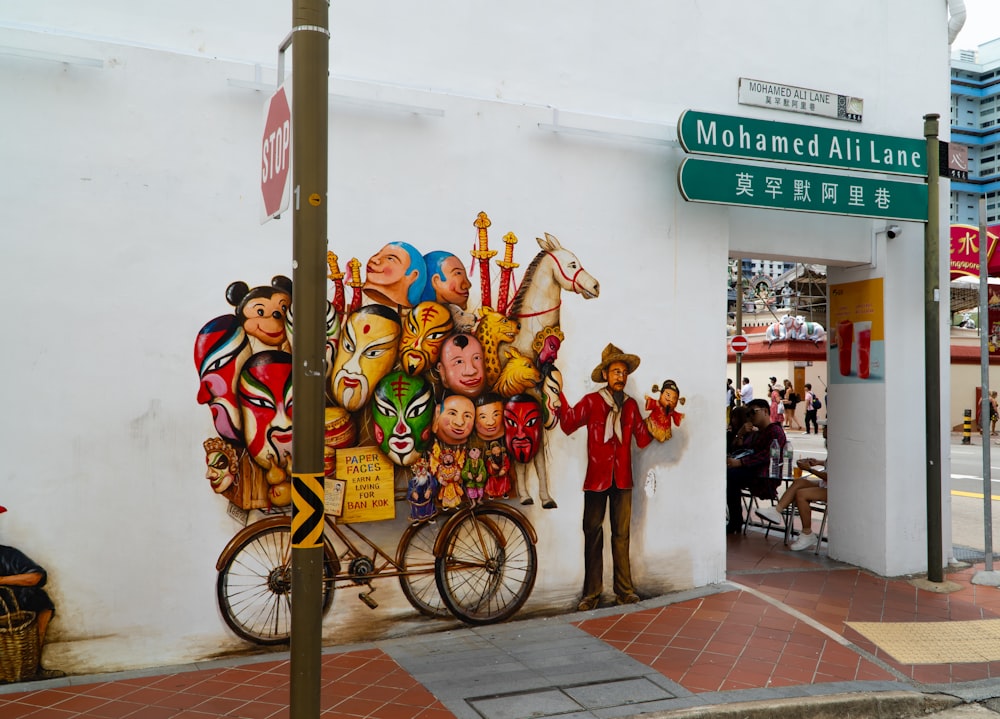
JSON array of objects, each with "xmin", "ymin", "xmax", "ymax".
[
  {"xmin": 726, "ymin": 405, "xmax": 751, "ymax": 455},
  {"xmin": 755, "ymin": 455, "xmax": 827, "ymax": 551},
  {"xmin": 725, "ymin": 399, "xmax": 786, "ymax": 535}
]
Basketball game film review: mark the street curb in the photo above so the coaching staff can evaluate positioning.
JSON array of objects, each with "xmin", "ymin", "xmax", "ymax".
[{"xmin": 628, "ymin": 690, "xmax": 963, "ymax": 719}]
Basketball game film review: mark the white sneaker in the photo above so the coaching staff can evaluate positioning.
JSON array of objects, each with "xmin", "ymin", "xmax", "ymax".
[
  {"xmin": 755, "ymin": 505, "xmax": 784, "ymax": 526},
  {"xmin": 789, "ymin": 532, "xmax": 818, "ymax": 551}
]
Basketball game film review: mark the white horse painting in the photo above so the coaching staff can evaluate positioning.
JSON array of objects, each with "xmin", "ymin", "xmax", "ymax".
[{"xmin": 503, "ymin": 234, "xmax": 600, "ymax": 508}]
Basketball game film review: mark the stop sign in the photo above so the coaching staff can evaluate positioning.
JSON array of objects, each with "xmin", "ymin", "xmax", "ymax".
[
  {"xmin": 730, "ymin": 334, "xmax": 749, "ymax": 353},
  {"xmin": 261, "ymin": 86, "xmax": 291, "ymax": 222}
]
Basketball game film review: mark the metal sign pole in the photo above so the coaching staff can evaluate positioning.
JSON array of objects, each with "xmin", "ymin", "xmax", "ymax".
[
  {"xmin": 974, "ymin": 197, "xmax": 1000, "ymax": 586},
  {"xmin": 289, "ymin": 0, "xmax": 330, "ymax": 716},
  {"xmin": 924, "ymin": 114, "xmax": 943, "ymax": 583}
]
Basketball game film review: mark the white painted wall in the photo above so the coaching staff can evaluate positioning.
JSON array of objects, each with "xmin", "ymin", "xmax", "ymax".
[{"xmin": 0, "ymin": 1, "xmax": 949, "ymax": 674}]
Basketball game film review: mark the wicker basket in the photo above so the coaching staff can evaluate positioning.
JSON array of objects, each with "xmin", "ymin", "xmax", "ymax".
[{"xmin": 0, "ymin": 587, "xmax": 39, "ymax": 683}]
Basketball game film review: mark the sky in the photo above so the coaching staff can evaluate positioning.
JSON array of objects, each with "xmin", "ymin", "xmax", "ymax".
[{"xmin": 953, "ymin": 0, "xmax": 1000, "ymax": 49}]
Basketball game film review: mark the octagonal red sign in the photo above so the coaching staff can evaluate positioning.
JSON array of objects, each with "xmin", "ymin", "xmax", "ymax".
[{"xmin": 261, "ymin": 86, "xmax": 291, "ymax": 222}]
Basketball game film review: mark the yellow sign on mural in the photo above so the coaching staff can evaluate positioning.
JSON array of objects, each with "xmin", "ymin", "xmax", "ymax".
[{"xmin": 331, "ymin": 446, "xmax": 395, "ymax": 523}]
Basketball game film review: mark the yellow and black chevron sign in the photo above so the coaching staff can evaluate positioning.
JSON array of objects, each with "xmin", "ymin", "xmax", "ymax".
[{"xmin": 292, "ymin": 473, "xmax": 325, "ymax": 548}]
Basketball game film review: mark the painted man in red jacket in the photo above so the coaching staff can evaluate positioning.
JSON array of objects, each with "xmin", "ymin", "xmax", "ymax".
[{"xmin": 559, "ymin": 343, "xmax": 655, "ymax": 611}]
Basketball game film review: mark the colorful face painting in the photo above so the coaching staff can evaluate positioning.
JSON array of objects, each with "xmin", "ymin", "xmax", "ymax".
[
  {"xmin": 437, "ymin": 333, "xmax": 486, "ymax": 398},
  {"xmin": 238, "ymin": 351, "xmax": 293, "ymax": 471},
  {"xmin": 504, "ymin": 394, "xmax": 543, "ymax": 463},
  {"xmin": 194, "ymin": 315, "xmax": 252, "ymax": 443},
  {"xmin": 433, "ymin": 394, "xmax": 476, "ymax": 445},
  {"xmin": 362, "ymin": 242, "xmax": 427, "ymax": 309},
  {"xmin": 372, "ymin": 372, "xmax": 435, "ymax": 465},
  {"xmin": 399, "ymin": 301, "xmax": 454, "ymax": 376},
  {"xmin": 421, "ymin": 251, "xmax": 472, "ymax": 310},
  {"xmin": 474, "ymin": 393, "xmax": 505, "ymax": 441},
  {"xmin": 540, "ymin": 366, "xmax": 563, "ymax": 430},
  {"xmin": 227, "ymin": 276, "xmax": 293, "ymax": 349},
  {"xmin": 331, "ymin": 305, "xmax": 401, "ymax": 412},
  {"xmin": 203, "ymin": 438, "xmax": 238, "ymax": 494}
]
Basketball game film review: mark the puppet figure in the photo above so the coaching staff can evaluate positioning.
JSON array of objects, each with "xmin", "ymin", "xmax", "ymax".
[
  {"xmin": 407, "ymin": 458, "xmax": 438, "ymax": 523},
  {"xmin": 462, "ymin": 446, "xmax": 487, "ymax": 506},
  {"xmin": 485, "ymin": 440, "xmax": 512, "ymax": 499},
  {"xmin": 435, "ymin": 448, "xmax": 464, "ymax": 510},
  {"xmin": 644, "ymin": 379, "xmax": 686, "ymax": 442}
]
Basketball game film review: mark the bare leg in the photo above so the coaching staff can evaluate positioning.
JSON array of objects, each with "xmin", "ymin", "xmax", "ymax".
[
  {"xmin": 793, "ymin": 486, "xmax": 827, "ymax": 534},
  {"xmin": 774, "ymin": 478, "xmax": 818, "ymax": 512}
]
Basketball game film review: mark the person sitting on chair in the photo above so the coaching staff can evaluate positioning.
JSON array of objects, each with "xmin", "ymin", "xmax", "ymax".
[
  {"xmin": 724, "ymin": 398, "xmax": 785, "ymax": 535},
  {"xmin": 755, "ymin": 423, "xmax": 828, "ymax": 551}
]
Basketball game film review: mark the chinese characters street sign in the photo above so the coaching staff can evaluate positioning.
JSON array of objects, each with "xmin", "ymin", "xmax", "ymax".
[
  {"xmin": 677, "ymin": 157, "xmax": 928, "ymax": 222},
  {"xmin": 738, "ymin": 78, "xmax": 864, "ymax": 123}
]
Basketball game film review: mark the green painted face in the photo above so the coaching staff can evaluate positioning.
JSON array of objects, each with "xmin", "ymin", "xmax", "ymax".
[{"xmin": 372, "ymin": 371, "xmax": 434, "ymax": 466}]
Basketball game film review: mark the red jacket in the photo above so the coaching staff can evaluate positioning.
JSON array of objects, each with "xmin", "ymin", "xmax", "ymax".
[{"xmin": 559, "ymin": 390, "xmax": 653, "ymax": 491}]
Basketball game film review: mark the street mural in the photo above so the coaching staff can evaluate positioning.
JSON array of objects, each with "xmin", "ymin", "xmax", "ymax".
[{"xmin": 194, "ymin": 211, "xmax": 685, "ymax": 641}]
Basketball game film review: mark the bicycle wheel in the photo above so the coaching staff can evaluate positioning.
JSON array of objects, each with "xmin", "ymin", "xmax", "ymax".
[
  {"xmin": 396, "ymin": 520, "xmax": 449, "ymax": 618},
  {"xmin": 217, "ymin": 523, "xmax": 336, "ymax": 644},
  {"xmin": 435, "ymin": 505, "xmax": 537, "ymax": 625}
]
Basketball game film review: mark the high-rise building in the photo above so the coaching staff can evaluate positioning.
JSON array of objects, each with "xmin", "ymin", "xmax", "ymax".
[{"xmin": 951, "ymin": 38, "xmax": 1000, "ymax": 225}]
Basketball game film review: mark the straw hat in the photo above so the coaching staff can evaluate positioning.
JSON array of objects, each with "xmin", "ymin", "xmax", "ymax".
[{"xmin": 591, "ymin": 343, "xmax": 641, "ymax": 382}]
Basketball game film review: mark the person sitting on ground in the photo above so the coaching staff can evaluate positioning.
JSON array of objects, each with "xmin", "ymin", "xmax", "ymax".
[
  {"xmin": 724, "ymin": 398, "xmax": 786, "ymax": 535},
  {"xmin": 754, "ymin": 424, "xmax": 828, "ymax": 551},
  {"xmin": 0, "ymin": 505, "xmax": 64, "ymax": 680}
]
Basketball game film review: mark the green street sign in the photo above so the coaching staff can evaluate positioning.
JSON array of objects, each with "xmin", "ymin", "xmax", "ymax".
[
  {"xmin": 678, "ymin": 110, "xmax": 926, "ymax": 177},
  {"xmin": 677, "ymin": 157, "xmax": 928, "ymax": 221}
]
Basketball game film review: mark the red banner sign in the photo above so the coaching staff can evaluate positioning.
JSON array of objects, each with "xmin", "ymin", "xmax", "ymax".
[{"xmin": 950, "ymin": 224, "xmax": 1000, "ymax": 281}]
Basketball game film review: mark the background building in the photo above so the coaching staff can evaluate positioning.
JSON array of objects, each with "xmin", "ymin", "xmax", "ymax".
[{"xmin": 950, "ymin": 38, "xmax": 1000, "ymax": 225}]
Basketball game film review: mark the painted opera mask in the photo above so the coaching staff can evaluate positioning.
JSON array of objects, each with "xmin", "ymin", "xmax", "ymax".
[
  {"xmin": 195, "ymin": 314, "xmax": 252, "ymax": 443},
  {"xmin": 372, "ymin": 371, "xmax": 435, "ymax": 466},
  {"xmin": 238, "ymin": 350, "xmax": 293, "ymax": 475},
  {"xmin": 539, "ymin": 366, "xmax": 564, "ymax": 430},
  {"xmin": 330, "ymin": 305, "xmax": 401, "ymax": 411},
  {"xmin": 399, "ymin": 301, "xmax": 453, "ymax": 376},
  {"xmin": 504, "ymin": 394, "xmax": 543, "ymax": 463}
]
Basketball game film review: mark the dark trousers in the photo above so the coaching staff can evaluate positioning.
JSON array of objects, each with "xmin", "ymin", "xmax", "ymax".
[
  {"xmin": 805, "ymin": 409, "xmax": 818, "ymax": 433},
  {"xmin": 582, "ymin": 486, "xmax": 634, "ymax": 600}
]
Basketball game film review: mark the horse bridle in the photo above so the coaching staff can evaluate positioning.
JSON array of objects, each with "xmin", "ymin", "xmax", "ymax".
[{"xmin": 508, "ymin": 251, "xmax": 587, "ymax": 320}]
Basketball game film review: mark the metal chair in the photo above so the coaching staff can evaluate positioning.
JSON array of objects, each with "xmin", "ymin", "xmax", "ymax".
[{"xmin": 783, "ymin": 499, "xmax": 828, "ymax": 554}]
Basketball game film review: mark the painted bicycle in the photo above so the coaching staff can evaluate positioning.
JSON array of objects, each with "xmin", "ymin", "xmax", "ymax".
[{"xmin": 215, "ymin": 498, "xmax": 537, "ymax": 645}]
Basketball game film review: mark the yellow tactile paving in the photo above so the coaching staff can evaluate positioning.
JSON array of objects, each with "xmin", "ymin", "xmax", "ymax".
[{"xmin": 846, "ymin": 619, "xmax": 1000, "ymax": 664}]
